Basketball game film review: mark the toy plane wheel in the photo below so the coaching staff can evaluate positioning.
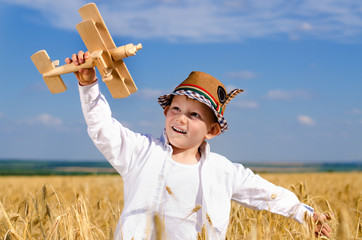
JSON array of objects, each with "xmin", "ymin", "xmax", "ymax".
[{"xmin": 31, "ymin": 50, "xmax": 67, "ymax": 94}]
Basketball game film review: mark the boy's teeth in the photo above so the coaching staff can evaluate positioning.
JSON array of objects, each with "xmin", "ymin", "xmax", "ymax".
[{"xmin": 172, "ymin": 126, "xmax": 186, "ymax": 134}]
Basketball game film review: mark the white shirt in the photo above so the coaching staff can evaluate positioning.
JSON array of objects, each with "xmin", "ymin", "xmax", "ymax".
[
  {"xmin": 79, "ymin": 82, "xmax": 314, "ymax": 240},
  {"xmin": 160, "ymin": 158, "xmax": 203, "ymax": 239}
]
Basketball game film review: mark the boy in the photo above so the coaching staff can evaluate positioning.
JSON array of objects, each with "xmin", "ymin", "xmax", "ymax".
[{"xmin": 66, "ymin": 51, "xmax": 331, "ymax": 239}]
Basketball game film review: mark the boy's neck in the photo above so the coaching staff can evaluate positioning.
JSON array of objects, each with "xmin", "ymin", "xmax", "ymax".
[{"xmin": 171, "ymin": 145, "xmax": 201, "ymax": 165}]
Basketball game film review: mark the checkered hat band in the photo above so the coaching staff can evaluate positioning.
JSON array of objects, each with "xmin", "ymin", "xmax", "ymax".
[
  {"xmin": 157, "ymin": 90, "xmax": 228, "ymax": 132},
  {"xmin": 175, "ymin": 84, "xmax": 221, "ymax": 113},
  {"xmin": 174, "ymin": 89, "xmax": 213, "ymax": 109},
  {"xmin": 158, "ymin": 95, "xmax": 170, "ymax": 109}
]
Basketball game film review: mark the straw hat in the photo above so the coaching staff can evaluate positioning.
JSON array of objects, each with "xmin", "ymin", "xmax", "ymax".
[{"xmin": 158, "ymin": 71, "xmax": 243, "ymax": 133}]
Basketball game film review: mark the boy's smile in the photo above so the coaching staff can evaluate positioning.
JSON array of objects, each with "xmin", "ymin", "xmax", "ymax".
[
  {"xmin": 172, "ymin": 126, "xmax": 187, "ymax": 134},
  {"xmin": 164, "ymin": 95, "xmax": 220, "ymax": 163}
]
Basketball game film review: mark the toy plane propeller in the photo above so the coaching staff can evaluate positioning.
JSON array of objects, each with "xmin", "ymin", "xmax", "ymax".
[{"xmin": 31, "ymin": 3, "xmax": 142, "ymax": 98}]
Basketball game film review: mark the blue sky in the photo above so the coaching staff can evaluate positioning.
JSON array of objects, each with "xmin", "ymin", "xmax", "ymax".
[{"xmin": 0, "ymin": 0, "xmax": 361, "ymax": 163}]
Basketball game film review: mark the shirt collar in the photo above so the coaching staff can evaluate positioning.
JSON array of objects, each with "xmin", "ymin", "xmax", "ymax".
[
  {"xmin": 160, "ymin": 129, "xmax": 170, "ymax": 148},
  {"xmin": 199, "ymin": 141, "xmax": 210, "ymax": 162}
]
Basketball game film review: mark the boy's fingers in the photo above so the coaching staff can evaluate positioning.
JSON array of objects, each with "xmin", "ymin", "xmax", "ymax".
[
  {"xmin": 64, "ymin": 51, "xmax": 95, "ymax": 83},
  {"xmin": 313, "ymin": 213, "xmax": 332, "ymax": 238},
  {"xmin": 314, "ymin": 212, "xmax": 331, "ymax": 224},
  {"xmin": 84, "ymin": 51, "xmax": 90, "ymax": 60},
  {"xmin": 65, "ymin": 58, "xmax": 72, "ymax": 64},
  {"xmin": 78, "ymin": 50, "xmax": 85, "ymax": 64},
  {"xmin": 324, "ymin": 223, "xmax": 331, "ymax": 234},
  {"xmin": 321, "ymin": 227, "xmax": 331, "ymax": 238},
  {"xmin": 72, "ymin": 53, "xmax": 79, "ymax": 65},
  {"xmin": 315, "ymin": 222, "xmax": 331, "ymax": 238}
]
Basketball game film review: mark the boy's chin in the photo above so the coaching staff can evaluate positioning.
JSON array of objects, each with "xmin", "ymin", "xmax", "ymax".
[
  {"xmin": 166, "ymin": 129, "xmax": 184, "ymax": 139},
  {"xmin": 168, "ymin": 138, "xmax": 185, "ymax": 148},
  {"xmin": 167, "ymin": 138, "xmax": 188, "ymax": 149}
]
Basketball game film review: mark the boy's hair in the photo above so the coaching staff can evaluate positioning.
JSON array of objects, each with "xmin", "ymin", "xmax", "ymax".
[{"xmin": 158, "ymin": 71, "xmax": 243, "ymax": 133}]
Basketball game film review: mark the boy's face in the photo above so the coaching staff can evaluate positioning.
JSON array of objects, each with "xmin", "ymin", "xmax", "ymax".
[{"xmin": 164, "ymin": 95, "xmax": 220, "ymax": 152}]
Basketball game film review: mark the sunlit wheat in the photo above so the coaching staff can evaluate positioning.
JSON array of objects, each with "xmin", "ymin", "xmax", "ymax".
[{"xmin": 0, "ymin": 173, "xmax": 360, "ymax": 239}]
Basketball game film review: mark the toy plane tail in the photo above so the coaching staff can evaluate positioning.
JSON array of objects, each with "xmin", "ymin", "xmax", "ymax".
[{"xmin": 31, "ymin": 50, "xmax": 67, "ymax": 94}]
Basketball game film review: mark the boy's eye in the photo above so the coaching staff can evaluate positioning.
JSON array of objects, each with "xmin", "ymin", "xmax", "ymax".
[
  {"xmin": 190, "ymin": 112, "xmax": 201, "ymax": 118},
  {"xmin": 171, "ymin": 106, "xmax": 181, "ymax": 113}
]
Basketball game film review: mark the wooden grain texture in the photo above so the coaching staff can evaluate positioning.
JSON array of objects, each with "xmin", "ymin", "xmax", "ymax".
[
  {"xmin": 31, "ymin": 50, "xmax": 67, "ymax": 94},
  {"xmin": 78, "ymin": 3, "xmax": 137, "ymax": 94},
  {"xmin": 76, "ymin": 20, "xmax": 130, "ymax": 98}
]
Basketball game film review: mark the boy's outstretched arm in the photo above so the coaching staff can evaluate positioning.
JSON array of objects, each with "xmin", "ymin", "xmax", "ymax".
[
  {"xmin": 65, "ymin": 51, "xmax": 97, "ymax": 85},
  {"xmin": 313, "ymin": 212, "xmax": 332, "ymax": 238},
  {"xmin": 230, "ymin": 164, "xmax": 333, "ymax": 238}
]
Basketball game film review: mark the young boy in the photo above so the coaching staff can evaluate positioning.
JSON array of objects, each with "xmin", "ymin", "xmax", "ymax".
[{"xmin": 66, "ymin": 51, "xmax": 331, "ymax": 239}]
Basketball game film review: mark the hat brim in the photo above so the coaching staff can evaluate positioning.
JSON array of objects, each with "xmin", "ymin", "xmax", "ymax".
[{"xmin": 158, "ymin": 90, "xmax": 228, "ymax": 133}]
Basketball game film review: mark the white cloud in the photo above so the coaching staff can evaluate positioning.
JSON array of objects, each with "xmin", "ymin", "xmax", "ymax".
[
  {"xmin": 4, "ymin": 0, "xmax": 362, "ymax": 42},
  {"xmin": 297, "ymin": 115, "xmax": 316, "ymax": 126},
  {"xmin": 2, "ymin": 0, "xmax": 84, "ymax": 30},
  {"xmin": 265, "ymin": 89, "xmax": 313, "ymax": 100},
  {"xmin": 0, "ymin": 112, "xmax": 4, "ymax": 118},
  {"xmin": 225, "ymin": 71, "xmax": 258, "ymax": 80},
  {"xmin": 20, "ymin": 114, "xmax": 63, "ymax": 127},
  {"xmin": 37, "ymin": 114, "xmax": 63, "ymax": 126},
  {"xmin": 300, "ymin": 22, "xmax": 313, "ymax": 31},
  {"xmin": 351, "ymin": 108, "xmax": 362, "ymax": 115}
]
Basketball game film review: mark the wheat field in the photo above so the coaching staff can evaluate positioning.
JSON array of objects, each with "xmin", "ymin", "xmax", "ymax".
[{"xmin": 0, "ymin": 172, "xmax": 360, "ymax": 239}]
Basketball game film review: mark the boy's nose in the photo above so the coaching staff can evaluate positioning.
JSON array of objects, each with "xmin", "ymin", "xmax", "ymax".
[{"xmin": 177, "ymin": 114, "xmax": 187, "ymax": 124}]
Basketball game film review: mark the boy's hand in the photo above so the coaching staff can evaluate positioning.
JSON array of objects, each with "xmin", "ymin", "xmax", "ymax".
[
  {"xmin": 65, "ymin": 51, "xmax": 97, "ymax": 86},
  {"xmin": 313, "ymin": 212, "xmax": 332, "ymax": 238}
]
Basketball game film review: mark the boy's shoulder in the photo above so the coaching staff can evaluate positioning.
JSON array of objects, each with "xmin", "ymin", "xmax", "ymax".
[
  {"xmin": 208, "ymin": 151, "xmax": 228, "ymax": 161},
  {"xmin": 206, "ymin": 151, "xmax": 236, "ymax": 169},
  {"xmin": 203, "ymin": 152, "xmax": 249, "ymax": 186}
]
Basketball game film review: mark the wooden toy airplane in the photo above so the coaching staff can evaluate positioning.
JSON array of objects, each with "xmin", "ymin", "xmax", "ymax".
[{"xmin": 31, "ymin": 3, "xmax": 142, "ymax": 98}]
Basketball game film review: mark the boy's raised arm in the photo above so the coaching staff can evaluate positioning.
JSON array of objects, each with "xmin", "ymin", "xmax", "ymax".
[{"xmin": 67, "ymin": 51, "xmax": 146, "ymax": 177}]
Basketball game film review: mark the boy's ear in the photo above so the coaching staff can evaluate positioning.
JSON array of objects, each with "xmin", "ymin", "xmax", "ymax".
[
  {"xmin": 163, "ymin": 106, "xmax": 170, "ymax": 116},
  {"xmin": 205, "ymin": 123, "xmax": 221, "ymax": 140}
]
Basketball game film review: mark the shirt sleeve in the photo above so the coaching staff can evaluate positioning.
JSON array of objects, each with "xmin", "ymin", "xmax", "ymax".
[
  {"xmin": 78, "ymin": 82, "xmax": 150, "ymax": 177},
  {"xmin": 230, "ymin": 163, "xmax": 313, "ymax": 223}
]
